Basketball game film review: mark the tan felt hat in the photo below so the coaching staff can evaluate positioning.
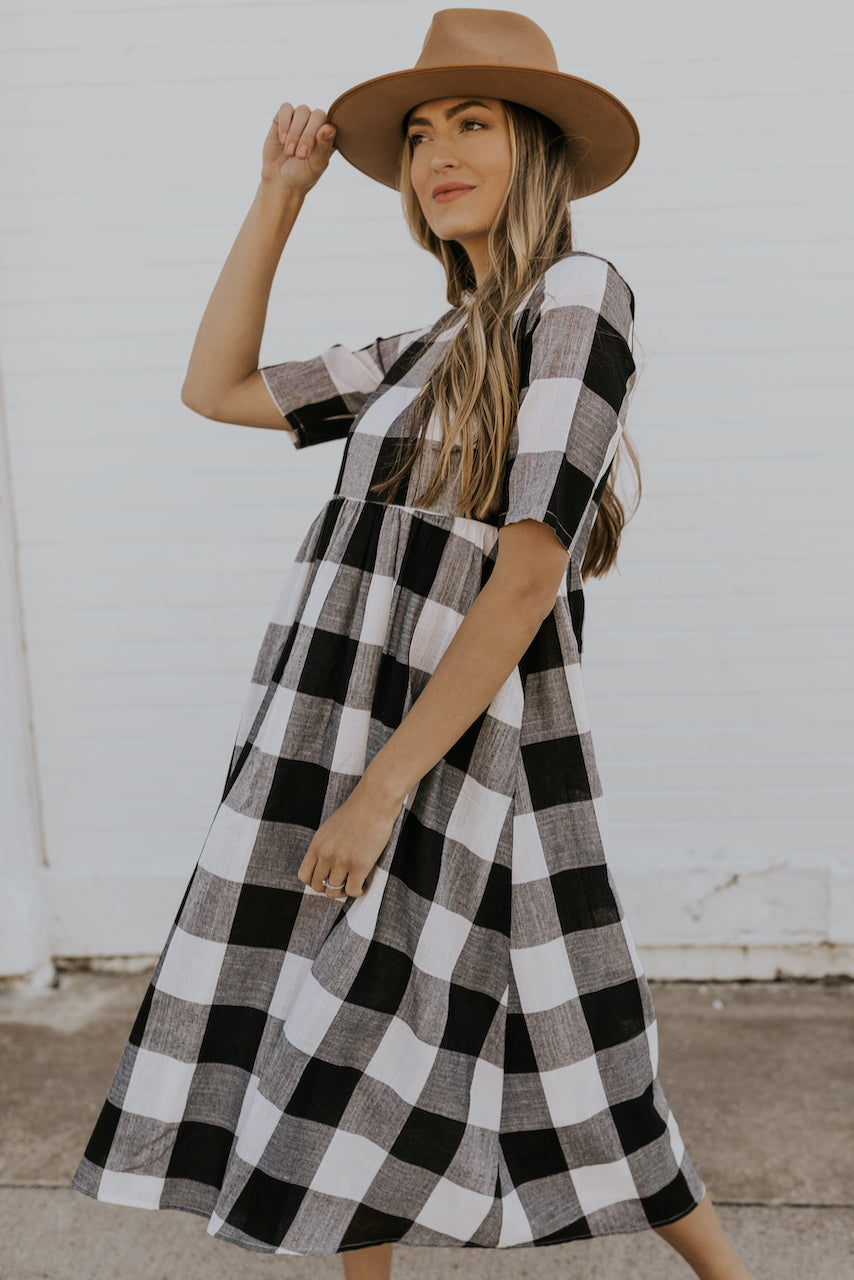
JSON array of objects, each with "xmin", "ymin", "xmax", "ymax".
[{"xmin": 326, "ymin": 8, "xmax": 640, "ymax": 199}]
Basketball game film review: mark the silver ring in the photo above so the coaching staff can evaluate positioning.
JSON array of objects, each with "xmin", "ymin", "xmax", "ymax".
[{"xmin": 322, "ymin": 876, "xmax": 347, "ymax": 891}]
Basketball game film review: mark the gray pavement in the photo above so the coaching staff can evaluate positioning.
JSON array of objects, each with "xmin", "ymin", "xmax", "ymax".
[{"xmin": 0, "ymin": 969, "xmax": 852, "ymax": 1279}]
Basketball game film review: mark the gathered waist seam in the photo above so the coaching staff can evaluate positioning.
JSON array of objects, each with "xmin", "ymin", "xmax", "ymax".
[{"xmin": 332, "ymin": 492, "xmax": 501, "ymax": 534}]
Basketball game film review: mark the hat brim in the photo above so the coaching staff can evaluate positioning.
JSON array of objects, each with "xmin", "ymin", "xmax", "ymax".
[{"xmin": 327, "ymin": 66, "xmax": 639, "ymax": 198}]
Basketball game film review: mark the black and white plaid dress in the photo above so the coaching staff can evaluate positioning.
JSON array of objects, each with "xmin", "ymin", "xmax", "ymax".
[{"xmin": 73, "ymin": 250, "xmax": 707, "ymax": 1255}]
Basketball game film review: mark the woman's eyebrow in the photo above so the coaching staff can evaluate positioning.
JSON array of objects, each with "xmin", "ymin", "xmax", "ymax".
[{"xmin": 406, "ymin": 100, "xmax": 493, "ymax": 129}]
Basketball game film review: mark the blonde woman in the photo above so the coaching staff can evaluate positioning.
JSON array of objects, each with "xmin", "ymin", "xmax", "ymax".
[{"xmin": 74, "ymin": 10, "xmax": 757, "ymax": 1280}]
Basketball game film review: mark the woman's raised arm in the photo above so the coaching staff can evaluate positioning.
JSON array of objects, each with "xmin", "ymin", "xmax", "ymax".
[{"xmin": 180, "ymin": 103, "xmax": 336, "ymax": 430}]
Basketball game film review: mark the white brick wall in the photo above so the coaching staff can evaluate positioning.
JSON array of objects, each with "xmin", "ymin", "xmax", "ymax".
[{"xmin": 1, "ymin": 0, "xmax": 851, "ymax": 975}]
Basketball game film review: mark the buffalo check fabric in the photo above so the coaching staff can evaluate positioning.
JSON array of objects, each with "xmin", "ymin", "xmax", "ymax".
[{"xmin": 73, "ymin": 251, "xmax": 706, "ymax": 1255}]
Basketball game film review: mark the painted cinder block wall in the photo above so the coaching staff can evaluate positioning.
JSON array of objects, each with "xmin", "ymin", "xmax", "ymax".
[{"xmin": 1, "ymin": 0, "xmax": 851, "ymax": 978}]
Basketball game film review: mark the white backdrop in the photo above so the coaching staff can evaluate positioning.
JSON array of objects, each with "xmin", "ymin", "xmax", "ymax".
[{"xmin": 1, "ymin": 0, "xmax": 852, "ymax": 977}]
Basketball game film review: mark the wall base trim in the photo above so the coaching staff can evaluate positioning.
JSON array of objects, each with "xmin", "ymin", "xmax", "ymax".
[
  {"xmin": 637, "ymin": 944, "xmax": 854, "ymax": 981},
  {"xmin": 37, "ymin": 870, "xmax": 854, "ymax": 983}
]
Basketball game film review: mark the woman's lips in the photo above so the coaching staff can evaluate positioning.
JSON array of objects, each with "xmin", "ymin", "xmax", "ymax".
[{"xmin": 433, "ymin": 186, "xmax": 475, "ymax": 203}]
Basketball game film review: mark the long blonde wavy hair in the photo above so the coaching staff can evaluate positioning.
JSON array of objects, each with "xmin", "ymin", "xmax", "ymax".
[{"xmin": 367, "ymin": 98, "xmax": 641, "ymax": 579}]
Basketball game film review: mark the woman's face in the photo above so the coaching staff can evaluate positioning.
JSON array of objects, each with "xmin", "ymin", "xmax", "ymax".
[{"xmin": 405, "ymin": 96, "xmax": 512, "ymax": 282}]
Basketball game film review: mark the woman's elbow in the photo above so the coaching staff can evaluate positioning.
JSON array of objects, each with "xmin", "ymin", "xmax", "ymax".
[{"xmin": 181, "ymin": 381, "xmax": 216, "ymax": 418}]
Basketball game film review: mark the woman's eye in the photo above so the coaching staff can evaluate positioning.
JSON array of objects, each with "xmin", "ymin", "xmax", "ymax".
[{"xmin": 408, "ymin": 119, "xmax": 486, "ymax": 147}]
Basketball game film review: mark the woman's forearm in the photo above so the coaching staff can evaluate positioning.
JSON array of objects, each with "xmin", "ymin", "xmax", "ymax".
[
  {"xmin": 359, "ymin": 579, "xmax": 553, "ymax": 811},
  {"xmin": 181, "ymin": 180, "xmax": 305, "ymax": 413}
]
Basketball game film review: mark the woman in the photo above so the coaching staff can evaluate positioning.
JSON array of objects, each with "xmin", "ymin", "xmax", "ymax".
[{"xmin": 73, "ymin": 10, "xmax": 757, "ymax": 1279}]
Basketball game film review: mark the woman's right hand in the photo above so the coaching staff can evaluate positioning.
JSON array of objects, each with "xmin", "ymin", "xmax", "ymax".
[{"xmin": 261, "ymin": 102, "xmax": 337, "ymax": 195}]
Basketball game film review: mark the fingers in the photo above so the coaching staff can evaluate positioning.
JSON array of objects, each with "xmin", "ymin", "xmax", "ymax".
[
  {"xmin": 322, "ymin": 870, "xmax": 349, "ymax": 899},
  {"xmin": 302, "ymin": 859, "xmax": 365, "ymax": 898},
  {"xmin": 274, "ymin": 103, "xmax": 336, "ymax": 159},
  {"xmin": 296, "ymin": 854, "xmax": 348, "ymax": 897}
]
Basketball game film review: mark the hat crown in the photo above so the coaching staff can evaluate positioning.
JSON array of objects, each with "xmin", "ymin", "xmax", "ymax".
[{"xmin": 415, "ymin": 8, "xmax": 559, "ymax": 73}]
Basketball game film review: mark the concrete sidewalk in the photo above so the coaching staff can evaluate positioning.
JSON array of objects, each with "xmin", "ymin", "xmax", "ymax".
[{"xmin": 0, "ymin": 970, "xmax": 852, "ymax": 1279}]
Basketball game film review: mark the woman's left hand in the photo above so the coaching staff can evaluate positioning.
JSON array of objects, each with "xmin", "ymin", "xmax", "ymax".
[{"xmin": 296, "ymin": 782, "xmax": 404, "ymax": 899}]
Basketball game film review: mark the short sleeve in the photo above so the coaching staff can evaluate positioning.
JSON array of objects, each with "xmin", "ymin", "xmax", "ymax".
[
  {"xmin": 497, "ymin": 253, "xmax": 637, "ymax": 557},
  {"xmin": 259, "ymin": 327, "xmax": 426, "ymax": 448}
]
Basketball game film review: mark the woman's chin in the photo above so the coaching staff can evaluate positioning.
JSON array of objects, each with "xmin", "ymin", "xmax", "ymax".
[{"xmin": 429, "ymin": 218, "xmax": 483, "ymax": 244}]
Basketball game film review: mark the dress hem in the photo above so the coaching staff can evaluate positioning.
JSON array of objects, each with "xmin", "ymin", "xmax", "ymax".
[{"xmin": 71, "ymin": 1172, "xmax": 707, "ymax": 1256}]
